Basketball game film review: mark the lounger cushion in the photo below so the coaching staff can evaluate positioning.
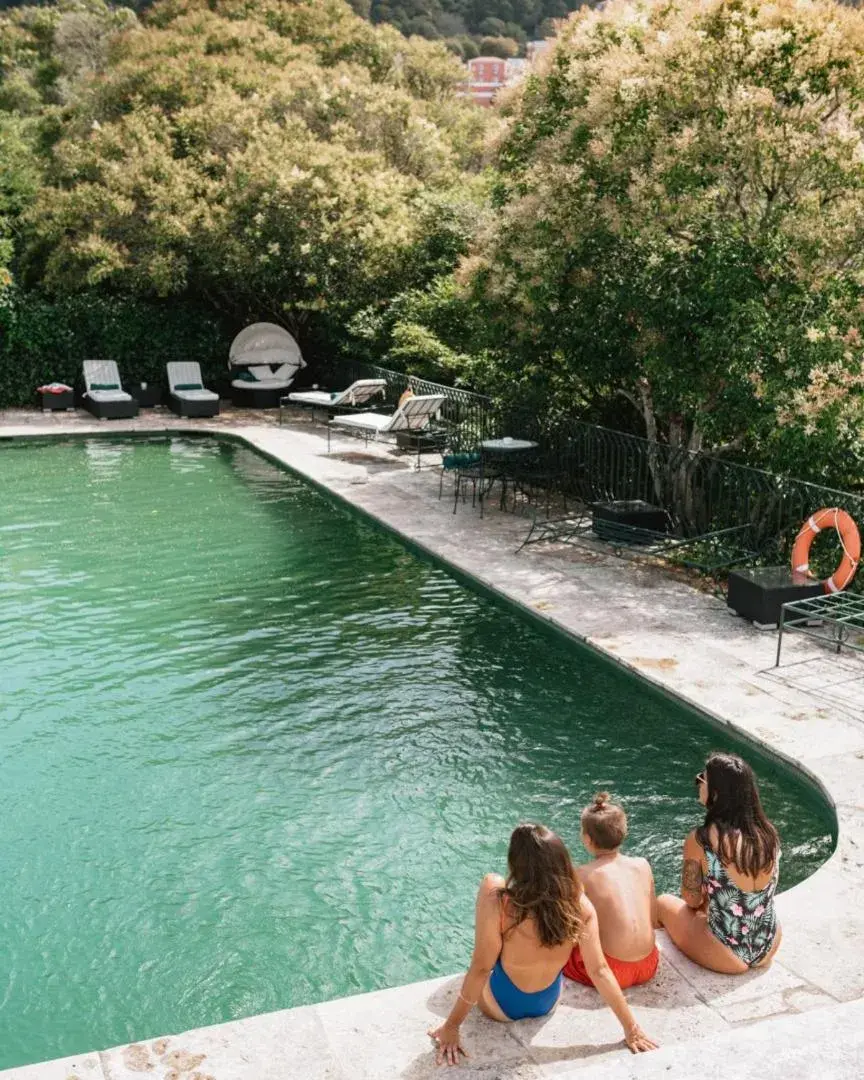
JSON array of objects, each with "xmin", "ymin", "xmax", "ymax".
[
  {"xmin": 88, "ymin": 390, "xmax": 133, "ymax": 402},
  {"xmin": 175, "ymin": 382, "xmax": 203, "ymax": 390},
  {"xmin": 287, "ymin": 390, "xmax": 334, "ymax": 406},
  {"xmin": 90, "ymin": 383, "xmax": 120, "ymax": 391},
  {"xmin": 334, "ymin": 411, "xmax": 394, "ymax": 431},
  {"xmin": 173, "ymin": 388, "xmax": 219, "ymax": 401}
]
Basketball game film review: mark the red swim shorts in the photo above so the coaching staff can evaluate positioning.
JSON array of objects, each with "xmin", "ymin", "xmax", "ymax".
[{"xmin": 564, "ymin": 943, "xmax": 660, "ymax": 989}]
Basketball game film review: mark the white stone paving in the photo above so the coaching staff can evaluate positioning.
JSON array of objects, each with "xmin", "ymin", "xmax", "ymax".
[{"xmin": 2, "ymin": 407, "xmax": 864, "ymax": 1079}]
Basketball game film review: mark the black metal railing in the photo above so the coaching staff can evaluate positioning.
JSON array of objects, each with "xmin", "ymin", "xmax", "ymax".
[
  {"xmin": 494, "ymin": 410, "xmax": 864, "ymax": 563},
  {"xmin": 320, "ymin": 358, "xmax": 864, "ymax": 567}
]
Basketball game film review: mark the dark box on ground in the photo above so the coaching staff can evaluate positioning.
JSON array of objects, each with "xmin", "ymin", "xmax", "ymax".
[
  {"xmin": 592, "ymin": 500, "xmax": 668, "ymax": 542},
  {"xmin": 127, "ymin": 383, "xmax": 163, "ymax": 408},
  {"xmin": 40, "ymin": 390, "xmax": 74, "ymax": 412},
  {"xmin": 395, "ymin": 430, "xmax": 446, "ymax": 453},
  {"xmin": 727, "ymin": 566, "xmax": 823, "ymax": 627}
]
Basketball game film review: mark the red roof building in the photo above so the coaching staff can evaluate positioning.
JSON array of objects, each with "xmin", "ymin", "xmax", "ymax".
[{"xmin": 459, "ymin": 56, "xmax": 508, "ymax": 107}]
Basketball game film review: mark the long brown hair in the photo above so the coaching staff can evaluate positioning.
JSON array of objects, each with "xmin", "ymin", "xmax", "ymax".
[
  {"xmin": 502, "ymin": 823, "xmax": 583, "ymax": 948},
  {"xmin": 696, "ymin": 752, "xmax": 780, "ymax": 877}
]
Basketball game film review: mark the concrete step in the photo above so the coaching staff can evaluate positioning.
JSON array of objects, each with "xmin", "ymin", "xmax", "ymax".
[{"xmin": 559, "ymin": 996, "xmax": 864, "ymax": 1080}]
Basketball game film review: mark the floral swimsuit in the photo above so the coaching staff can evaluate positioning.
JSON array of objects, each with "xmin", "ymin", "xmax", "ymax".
[{"xmin": 704, "ymin": 846, "xmax": 779, "ymax": 967}]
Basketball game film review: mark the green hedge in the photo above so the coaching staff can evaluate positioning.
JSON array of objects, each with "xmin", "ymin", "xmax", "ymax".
[{"xmin": 0, "ymin": 289, "xmax": 233, "ymax": 407}]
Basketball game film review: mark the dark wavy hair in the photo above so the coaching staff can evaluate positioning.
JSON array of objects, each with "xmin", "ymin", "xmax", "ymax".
[
  {"xmin": 502, "ymin": 823, "xmax": 583, "ymax": 948},
  {"xmin": 696, "ymin": 752, "xmax": 780, "ymax": 877}
]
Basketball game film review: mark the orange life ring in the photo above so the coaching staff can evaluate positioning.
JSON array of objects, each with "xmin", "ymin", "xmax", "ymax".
[{"xmin": 791, "ymin": 507, "xmax": 861, "ymax": 593}]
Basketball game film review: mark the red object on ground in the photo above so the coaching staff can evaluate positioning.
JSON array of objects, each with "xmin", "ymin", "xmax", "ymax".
[{"xmin": 564, "ymin": 943, "xmax": 660, "ymax": 989}]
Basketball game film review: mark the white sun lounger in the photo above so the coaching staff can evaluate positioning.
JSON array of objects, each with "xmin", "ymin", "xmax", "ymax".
[
  {"xmin": 82, "ymin": 360, "xmax": 139, "ymax": 420},
  {"xmin": 286, "ymin": 379, "xmax": 387, "ymax": 411},
  {"xmin": 327, "ymin": 394, "xmax": 445, "ymax": 456},
  {"xmin": 166, "ymin": 362, "xmax": 220, "ymax": 418}
]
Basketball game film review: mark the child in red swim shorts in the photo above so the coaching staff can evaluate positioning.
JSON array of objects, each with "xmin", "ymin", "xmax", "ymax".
[{"xmin": 565, "ymin": 792, "xmax": 660, "ymax": 989}]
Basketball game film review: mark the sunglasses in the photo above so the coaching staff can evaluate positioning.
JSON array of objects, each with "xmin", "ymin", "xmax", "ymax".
[{"xmin": 694, "ymin": 771, "xmax": 707, "ymax": 792}]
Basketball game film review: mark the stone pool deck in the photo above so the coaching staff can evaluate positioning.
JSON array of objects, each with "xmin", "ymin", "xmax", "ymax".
[{"xmin": 2, "ymin": 407, "xmax": 864, "ymax": 1079}]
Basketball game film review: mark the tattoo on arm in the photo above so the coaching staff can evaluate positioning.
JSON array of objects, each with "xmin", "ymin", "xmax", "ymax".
[{"xmin": 682, "ymin": 859, "xmax": 703, "ymax": 896}]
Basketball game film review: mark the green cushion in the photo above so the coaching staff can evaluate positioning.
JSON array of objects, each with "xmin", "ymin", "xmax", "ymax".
[
  {"xmin": 236, "ymin": 370, "xmax": 258, "ymax": 382},
  {"xmin": 175, "ymin": 382, "xmax": 203, "ymax": 391},
  {"xmin": 90, "ymin": 383, "xmax": 119, "ymax": 391},
  {"xmin": 443, "ymin": 451, "xmax": 481, "ymax": 470}
]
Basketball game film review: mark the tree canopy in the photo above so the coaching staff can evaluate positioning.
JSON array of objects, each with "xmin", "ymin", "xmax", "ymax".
[
  {"xmin": 439, "ymin": 0, "xmax": 864, "ymax": 480},
  {"xmin": 11, "ymin": 0, "xmax": 491, "ymax": 344}
]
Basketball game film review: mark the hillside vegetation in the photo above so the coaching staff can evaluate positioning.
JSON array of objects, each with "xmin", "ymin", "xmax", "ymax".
[{"xmin": 358, "ymin": 1, "xmax": 589, "ymax": 58}]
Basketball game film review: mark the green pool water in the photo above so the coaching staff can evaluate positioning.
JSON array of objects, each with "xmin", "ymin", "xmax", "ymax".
[{"xmin": 0, "ymin": 435, "xmax": 834, "ymax": 1069}]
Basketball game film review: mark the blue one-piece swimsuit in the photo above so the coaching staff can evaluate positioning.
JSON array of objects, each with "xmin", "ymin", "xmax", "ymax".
[{"xmin": 489, "ymin": 960, "xmax": 563, "ymax": 1020}]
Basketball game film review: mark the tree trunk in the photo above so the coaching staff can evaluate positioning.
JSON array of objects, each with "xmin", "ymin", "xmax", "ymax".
[{"xmin": 637, "ymin": 377, "xmax": 665, "ymax": 504}]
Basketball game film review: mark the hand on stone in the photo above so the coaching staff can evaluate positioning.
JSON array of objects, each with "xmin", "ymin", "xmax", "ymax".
[
  {"xmin": 625, "ymin": 1023, "xmax": 659, "ymax": 1053},
  {"xmin": 428, "ymin": 1022, "xmax": 468, "ymax": 1066}
]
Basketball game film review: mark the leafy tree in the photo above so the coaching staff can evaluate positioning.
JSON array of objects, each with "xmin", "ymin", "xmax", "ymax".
[
  {"xmin": 478, "ymin": 34, "xmax": 517, "ymax": 57},
  {"xmin": 23, "ymin": 0, "xmax": 490, "ymax": 352},
  {"xmin": 457, "ymin": 0, "xmax": 864, "ymax": 482},
  {"xmin": 0, "ymin": 0, "xmax": 137, "ymax": 109},
  {"xmin": 0, "ymin": 1, "xmax": 137, "ymax": 284}
]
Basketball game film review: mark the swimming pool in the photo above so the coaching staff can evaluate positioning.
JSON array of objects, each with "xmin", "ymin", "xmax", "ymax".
[{"xmin": 0, "ymin": 435, "xmax": 835, "ymax": 1069}]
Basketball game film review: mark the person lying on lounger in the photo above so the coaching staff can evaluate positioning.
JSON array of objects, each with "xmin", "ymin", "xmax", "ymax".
[
  {"xmin": 564, "ymin": 792, "xmax": 660, "ymax": 989},
  {"xmin": 427, "ymin": 823, "xmax": 658, "ymax": 1066},
  {"xmin": 657, "ymin": 752, "xmax": 782, "ymax": 974}
]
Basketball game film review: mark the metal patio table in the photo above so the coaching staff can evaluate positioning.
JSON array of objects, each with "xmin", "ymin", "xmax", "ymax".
[
  {"xmin": 479, "ymin": 438, "xmax": 539, "ymax": 516},
  {"xmin": 776, "ymin": 592, "xmax": 864, "ymax": 666}
]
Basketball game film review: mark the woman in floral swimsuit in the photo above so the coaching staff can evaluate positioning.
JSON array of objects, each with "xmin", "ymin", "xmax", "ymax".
[{"xmin": 657, "ymin": 752, "xmax": 782, "ymax": 974}]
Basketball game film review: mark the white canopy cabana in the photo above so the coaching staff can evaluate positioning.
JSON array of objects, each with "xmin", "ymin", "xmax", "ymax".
[{"xmin": 229, "ymin": 322, "xmax": 306, "ymax": 390}]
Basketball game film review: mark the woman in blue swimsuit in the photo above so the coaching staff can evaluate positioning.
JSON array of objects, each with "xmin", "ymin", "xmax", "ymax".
[
  {"xmin": 428, "ymin": 823, "xmax": 657, "ymax": 1065},
  {"xmin": 657, "ymin": 752, "xmax": 782, "ymax": 974}
]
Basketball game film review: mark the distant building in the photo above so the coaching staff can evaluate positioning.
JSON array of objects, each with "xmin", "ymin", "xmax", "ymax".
[
  {"xmin": 460, "ymin": 56, "xmax": 508, "ymax": 107},
  {"xmin": 458, "ymin": 43, "xmax": 552, "ymax": 107}
]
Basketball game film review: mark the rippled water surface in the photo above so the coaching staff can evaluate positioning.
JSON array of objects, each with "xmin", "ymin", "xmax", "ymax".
[{"xmin": 0, "ymin": 436, "xmax": 834, "ymax": 1068}]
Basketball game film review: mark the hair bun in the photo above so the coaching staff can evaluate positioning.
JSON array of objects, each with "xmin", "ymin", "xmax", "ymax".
[{"xmin": 593, "ymin": 791, "xmax": 611, "ymax": 809}]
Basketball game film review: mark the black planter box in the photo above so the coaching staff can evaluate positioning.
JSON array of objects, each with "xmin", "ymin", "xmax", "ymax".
[
  {"xmin": 727, "ymin": 567, "xmax": 824, "ymax": 627},
  {"xmin": 395, "ymin": 430, "xmax": 446, "ymax": 453},
  {"xmin": 592, "ymin": 500, "xmax": 668, "ymax": 543},
  {"xmin": 39, "ymin": 390, "xmax": 75, "ymax": 412},
  {"xmin": 127, "ymin": 383, "xmax": 163, "ymax": 408}
]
